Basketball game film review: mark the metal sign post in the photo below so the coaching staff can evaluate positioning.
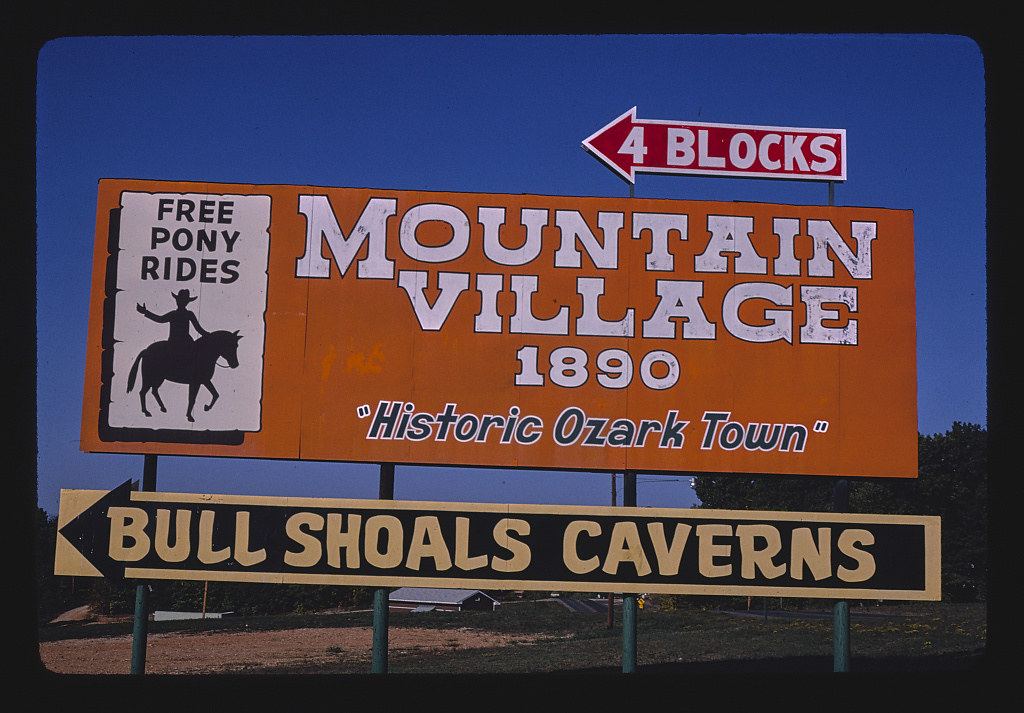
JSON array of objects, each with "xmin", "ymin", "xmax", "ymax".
[
  {"xmin": 620, "ymin": 182, "xmax": 638, "ymax": 675},
  {"xmin": 833, "ymin": 476, "xmax": 851, "ymax": 671},
  {"xmin": 608, "ymin": 473, "xmax": 616, "ymax": 629},
  {"xmin": 372, "ymin": 463, "xmax": 395, "ymax": 674},
  {"xmin": 826, "ymin": 181, "xmax": 851, "ymax": 673},
  {"xmin": 622, "ymin": 470, "xmax": 638, "ymax": 673},
  {"xmin": 130, "ymin": 453, "xmax": 157, "ymax": 675}
]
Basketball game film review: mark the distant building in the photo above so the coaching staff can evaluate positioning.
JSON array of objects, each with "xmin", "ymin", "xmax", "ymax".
[
  {"xmin": 152, "ymin": 610, "xmax": 233, "ymax": 621},
  {"xmin": 388, "ymin": 587, "xmax": 500, "ymax": 613}
]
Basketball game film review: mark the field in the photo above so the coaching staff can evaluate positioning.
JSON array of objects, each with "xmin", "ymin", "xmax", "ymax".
[{"xmin": 36, "ymin": 597, "xmax": 987, "ymax": 677}]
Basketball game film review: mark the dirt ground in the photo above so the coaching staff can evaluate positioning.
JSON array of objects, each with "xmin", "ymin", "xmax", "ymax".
[{"xmin": 38, "ymin": 607, "xmax": 542, "ymax": 675}]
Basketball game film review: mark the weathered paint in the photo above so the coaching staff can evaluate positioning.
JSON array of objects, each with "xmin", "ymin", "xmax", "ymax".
[{"xmin": 82, "ymin": 180, "xmax": 916, "ymax": 479}]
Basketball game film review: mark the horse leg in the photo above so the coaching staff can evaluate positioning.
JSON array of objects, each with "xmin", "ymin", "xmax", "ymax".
[
  {"xmin": 187, "ymin": 383, "xmax": 199, "ymax": 422},
  {"xmin": 203, "ymin": 381, "xmax": 219, "ymax": 412},
  {"xmin": 150, "ymin": 380, "xmax": 167, "ymax": 414},
  {"xmin": 139, "ymin": 386, "xmax": 151, "ymax": 417}
]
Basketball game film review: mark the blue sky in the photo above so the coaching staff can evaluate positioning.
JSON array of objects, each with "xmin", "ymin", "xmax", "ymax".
[{"xmin": 35, "ymin": 34, "xmax": 986, "ymax": 518}]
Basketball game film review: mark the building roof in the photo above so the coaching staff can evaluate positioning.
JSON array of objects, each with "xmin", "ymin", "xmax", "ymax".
[{"xmin": 388, "ymin": 587, "xmax": 498, "ymax": 605}]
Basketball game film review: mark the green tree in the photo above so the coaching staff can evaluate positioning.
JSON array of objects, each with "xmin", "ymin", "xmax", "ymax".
[
  {"xmin": 149, "ymin": 581, "xmax": 371, "ymax": 616},
  {"xmin": 692, "ymin": 472, "xmax": 837, "ymax": 512},
  {"xmin": 35, "ymin": 508, "xmax": 62, "ymax": 622},
  {"xmin": 691, "ymin": 422, "xmax": 987, "ymax": 601},
  {"xmin": 850, "ymin": 422, "xmax": 987, "ymax": 601},
  {"xmin": 36, "ymin": 508, "xmax": 100, "ymax": 623}
]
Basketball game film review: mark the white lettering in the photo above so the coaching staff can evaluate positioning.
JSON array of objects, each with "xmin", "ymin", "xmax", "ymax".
[
  {"xmin": 697, "ymin": 129, "xmax": 726, "ymax": 168},
  {"xmin": 695, "ymin": 215, "xmax": 766, "ymax": 274},
  {"xmin": 479, "ymin": 206, "xmax": 547, "ymax": 266},
  {"xmin": 729, "ymin": 132, "xmax": 757, "ymax": 169},
  {"xmin": 400, "ymin": 203, "xmax": 471, "ymax": 263},
  {"xmin": 758, "ymin": 134, "xmax": 782, "ymax": 171},
  {"xmin": 722, "ymin": 282, "xmax": 794, "ymax": 344},
  {"xmin": 807, "ymin": 220, "xmax": 876, "ymax": 279},
  {"xmin": 809, "ymin": 135, "xmax": 839, "ymax": 173},
  {"xmin": 784, "ymin": 135, "xmax": 810, "ymax": 172},
  {"xmin": 576, "ymin": 276, "xmax": 634, "ymax": 337},
  {"xmin": 632, "ymin": 212, "xmax": 688, "ymax": 271},
  {"xmin": 666, "ymin": 128, "xmax": 695, "ymax": 166},
  {"xmin": 554, "ymin": 210, "xmax": 622, "ymax": 269},
  {"xmin": 642, "ymin": 280, "xmax": 716, "ymax": 340},
  {"xmin": 509, "ymin": 274, "xmax": 570, "ymax": 335},
  {"xmin": 801, "ymin": 285, "xmax": 858, "ymax": 345},
  {"xmin": 397, "ymin": 271, "xmax": 470, "ymax": 331},
  {"xmin": 295, "ymin": 195, "xmax": 396, "ymax": 279}
]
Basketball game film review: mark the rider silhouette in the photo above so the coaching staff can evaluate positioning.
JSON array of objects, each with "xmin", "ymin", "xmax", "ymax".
[
  {"xmin": 137, "ymin": 289, "xmax": 209, "ymax": 353},
  {"xmin": 128, "ymin": 289, "xmax": 240, "ymax": 422}
]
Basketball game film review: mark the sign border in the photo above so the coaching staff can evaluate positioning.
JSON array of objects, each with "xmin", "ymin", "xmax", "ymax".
[
  {"xmin": 582, "ymin": 106, "xmax": 848, "ymax": 183},
  {"xmin": 57, "ymin": 487, "xmax": 941, "ymax": 600}
]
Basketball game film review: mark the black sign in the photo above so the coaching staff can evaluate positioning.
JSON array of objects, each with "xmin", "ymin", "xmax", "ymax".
[{"xmin": 56, "ymin": 482, "xmax": 940, "ymax": 600}]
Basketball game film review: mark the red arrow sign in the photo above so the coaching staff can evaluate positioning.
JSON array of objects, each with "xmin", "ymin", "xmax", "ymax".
[{"xmin": 582, "ymin": 107, "xmax": 846, "ymax": 184}]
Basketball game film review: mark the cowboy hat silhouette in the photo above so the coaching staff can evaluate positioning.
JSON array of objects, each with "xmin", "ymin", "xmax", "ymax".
[{"xmin": 172, "ymin": 289, "xmax": 198, "ymax": 305}]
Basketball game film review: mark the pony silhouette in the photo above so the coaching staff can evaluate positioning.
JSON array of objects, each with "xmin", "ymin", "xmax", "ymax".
[{"xmin": 127, "ymin": 330, "xmax": 242, "ymax": 422}]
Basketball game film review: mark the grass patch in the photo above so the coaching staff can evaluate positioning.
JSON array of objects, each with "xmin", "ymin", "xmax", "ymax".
[{"xmin": 39, "ymin": 599, "xmax": 987, "ymax": 675}]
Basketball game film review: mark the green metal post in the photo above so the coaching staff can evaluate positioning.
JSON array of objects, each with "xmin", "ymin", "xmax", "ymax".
[
  {"xmin": 833, "ymin": 600, "xmax": 850, "ymax": 672},
  {"xmin": 833, "ymin": 477, "xmax": 850, "ymax": 672},
  {"xmin": 130, "ymin": 583, "xmax": 149, "ymax": 674},
  {"xmin": 372, "ymin": 588, "xmax": 390, "ymax": 674},
  {"xmin": 622, "ymin": 471, "xmax": 637, "ymax": 673},
  {"xmin": 371, "ymin": 463, "xmax": 395, "ymax": 674},
  {"xmin": 619, "ymin": 186, "xmax": 646, "ymax": 673},
  {"xmin": 130, "ymin": 454, "xmax": 158, "ymax": 675},
  {"xmin": 607, "ymin": 473, "xmax": 616, "ymax": 629},
  {"xmin": 825, "ymin": 183, "xmax": 852, "ymax": 673},
  {"xmin": 622, "ymin": 595, "xmax": 637, "ymax": 673}
]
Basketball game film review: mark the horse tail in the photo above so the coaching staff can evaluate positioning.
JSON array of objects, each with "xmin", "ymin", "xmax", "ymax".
[{"xmin": 127, "ymin": 350, "xmax": 144, "ymax": 393}]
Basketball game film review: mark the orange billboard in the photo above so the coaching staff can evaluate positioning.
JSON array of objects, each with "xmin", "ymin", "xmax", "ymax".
[{"xmin": 81, "ymin": 180, "xmax": 916, "ymax": 478}]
